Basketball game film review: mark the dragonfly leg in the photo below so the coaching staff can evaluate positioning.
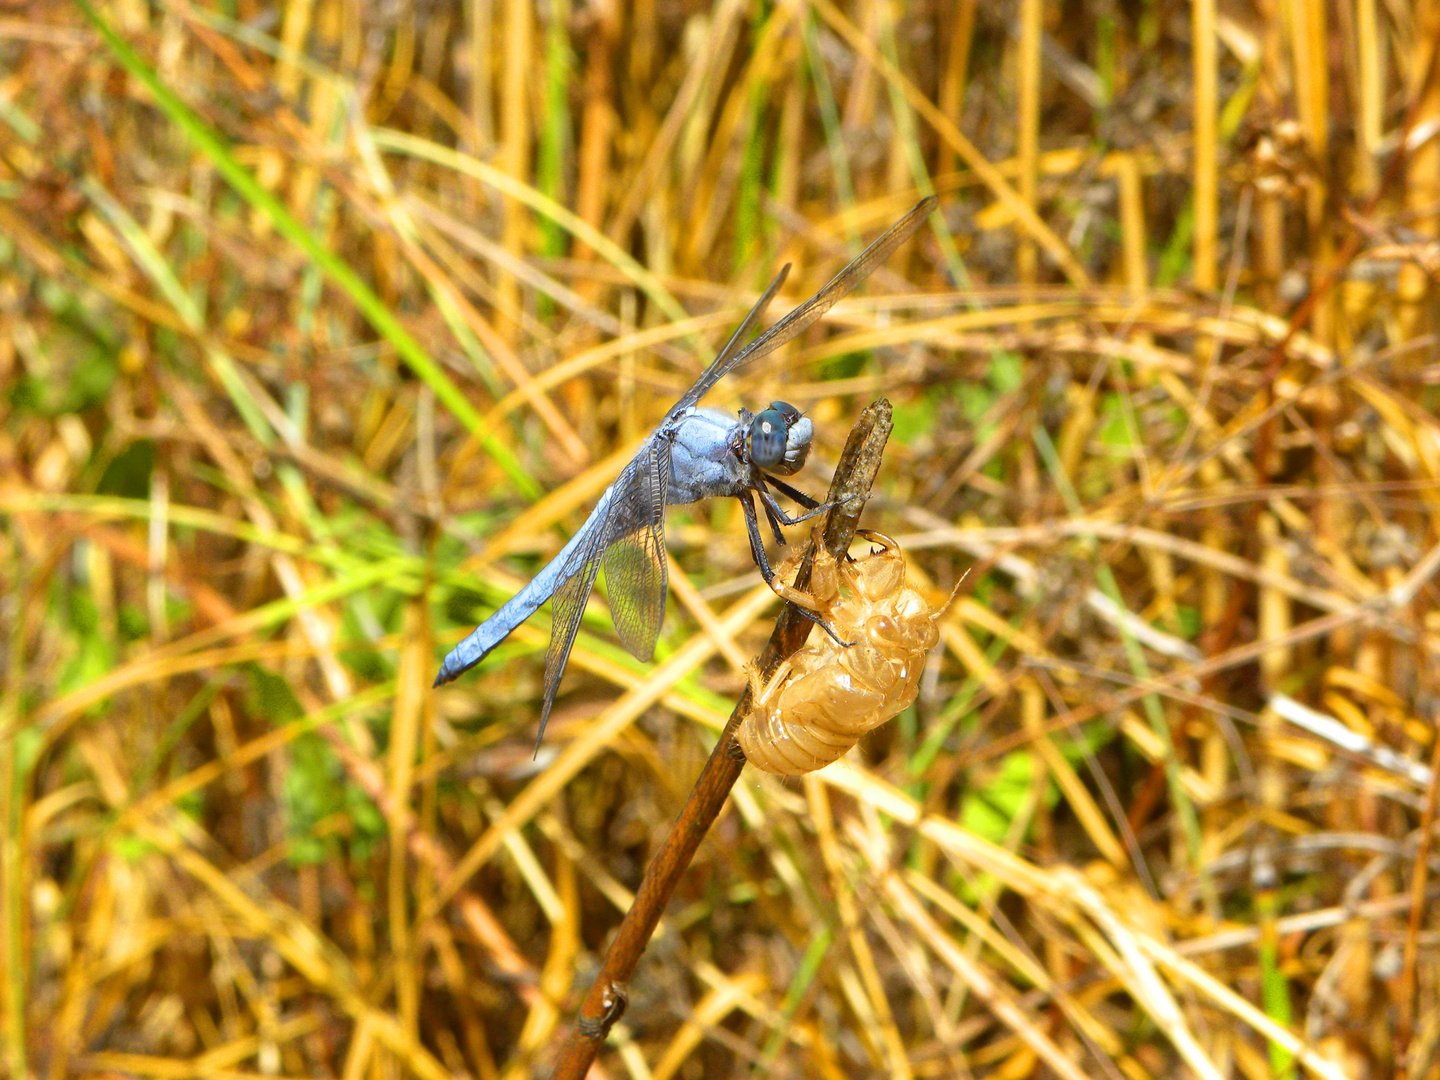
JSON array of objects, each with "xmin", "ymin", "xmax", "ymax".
[
  {"xmin": 758, "ymin": 491, "xmax": 790, "ymax": 547},
  {"xmin": 754, "ymin": 476, "xmax": 830, "ymax": 547},
  {"xmin": 765, "ymin": 475, "xmax": 821, "ymax": 511},
  {"xmin": 739, "ymin": 492, "xmax": 854, "ymax": 644},
  {"xmin": 760, "ymin": 475, "xmax": 866, "ymax": 530},
  {"xmin": 739, "ymin": 488, "xmax": 783, "ymax": 585}
]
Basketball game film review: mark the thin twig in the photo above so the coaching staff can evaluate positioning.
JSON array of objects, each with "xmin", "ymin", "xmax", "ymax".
[{"xmin": 549, "ymin": 399, "xmax": 894, "ymax": 1077}]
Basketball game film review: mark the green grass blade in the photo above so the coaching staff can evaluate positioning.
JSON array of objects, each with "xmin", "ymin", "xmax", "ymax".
[{"xmin": 74, "ymin": 0, "xmax": 538, "ymax": 499}]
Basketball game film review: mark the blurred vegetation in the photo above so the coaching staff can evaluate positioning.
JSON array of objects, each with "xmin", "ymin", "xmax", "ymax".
[{"xmin": 3, "ymin": 0, "xmax": 1440, "ymax": 1077}]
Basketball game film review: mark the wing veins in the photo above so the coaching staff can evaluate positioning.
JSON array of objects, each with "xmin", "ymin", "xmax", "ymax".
[{"xmin": 672, "ymin": 196, "xmax": 937, "ymax": 413}]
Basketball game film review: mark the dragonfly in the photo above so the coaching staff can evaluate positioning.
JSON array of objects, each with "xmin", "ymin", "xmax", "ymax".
[{"xmin": 434, "ymin": 196, "xmax": 937, "ymax": 746}]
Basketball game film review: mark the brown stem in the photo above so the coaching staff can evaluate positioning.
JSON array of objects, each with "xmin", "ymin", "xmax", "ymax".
[{"xmin": 549, "ymin": 399, "xmax": 894, "ymax": 1078}]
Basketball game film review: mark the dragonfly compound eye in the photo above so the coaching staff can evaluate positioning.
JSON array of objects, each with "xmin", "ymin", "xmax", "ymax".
[
  {"xmin": 753, "ymin": 400, "xmax": 813, "ymax": 475},
  {"xmin": 748, "ymin": 405, "xmax": 793, "ymax": 470}
]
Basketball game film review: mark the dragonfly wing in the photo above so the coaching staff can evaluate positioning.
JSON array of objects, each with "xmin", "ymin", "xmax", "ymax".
[
  {"xmin": 601, "ymin": 443, "xmax": 671, "ymax": 662},
  {"xmin": 534, "ymin": 443, "xmax": 670, "ymax": 749},
  {"xmin": 539, "ymin": 523, "xmax": 607, "ymax": 749},
  {"xmin": 673, "ymin": 196, "xmax": 937, "ymax": 413},
  {"xmin": 667, "ymin": 265, "xmax": 789, "ymax": 418}
]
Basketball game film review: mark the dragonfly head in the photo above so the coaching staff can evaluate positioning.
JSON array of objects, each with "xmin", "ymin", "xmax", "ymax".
[{"xmin": 748, "ymin": 400, "xmax": 813, "ymax": 476}]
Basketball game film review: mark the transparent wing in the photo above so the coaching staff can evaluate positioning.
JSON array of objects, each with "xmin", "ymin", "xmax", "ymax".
[
  {"xmin": 601, "ymin": 443, "xmax": 671, "ymax": 662},
  {"xmin": 535, "ymin": 441, "xmax": 673, "ymax": 747},
  {"xmin": 538, "ymin": 509, "xmax": 612, "ymax": 748},
  {"xmin": 682, "ymin": 263, "xmax": 790, "ymax": 401},
  {"xmin": 669, "ymin": 196, "xmax": 938, "ymax": 416}
]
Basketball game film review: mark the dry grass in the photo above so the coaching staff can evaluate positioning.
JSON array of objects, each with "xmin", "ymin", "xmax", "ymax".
[{"xmin": 3, "ymin": 0, "xmax": 1440, "ymax": 1077}]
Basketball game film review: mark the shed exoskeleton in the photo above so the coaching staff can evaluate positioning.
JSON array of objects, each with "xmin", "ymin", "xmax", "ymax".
[{"xmin": 737, "ymin": 530, "xmax": 958, "ymax": 775}]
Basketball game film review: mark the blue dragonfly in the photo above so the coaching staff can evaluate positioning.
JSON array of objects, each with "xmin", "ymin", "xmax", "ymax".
[{"xmin": 435, "ymin": 197, "xmax": 936, "ymax": 745}]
